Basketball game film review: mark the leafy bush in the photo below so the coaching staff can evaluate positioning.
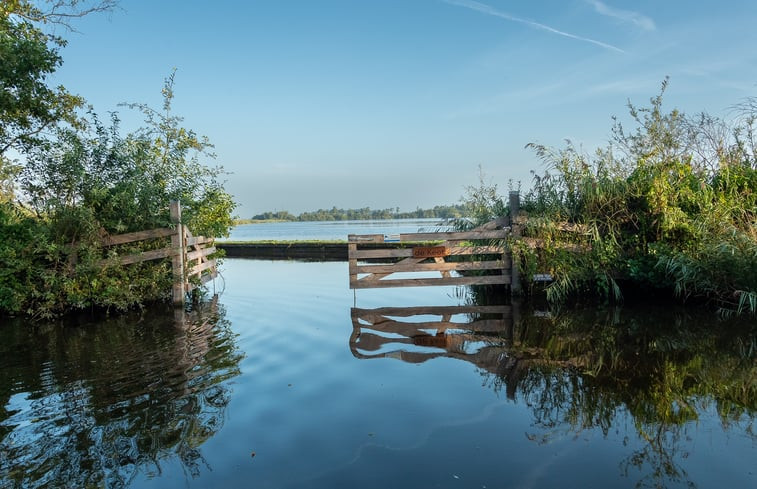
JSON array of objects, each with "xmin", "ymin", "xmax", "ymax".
[
  {"xmin": 517, "ymin": 82, "xmax": 757, "ymax": 314},
  {"xmin": 1, "ymin": 75, "xmax": 235, "ymax": 319}
]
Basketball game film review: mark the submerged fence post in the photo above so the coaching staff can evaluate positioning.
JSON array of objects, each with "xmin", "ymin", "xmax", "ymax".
[
  {"xmin": 509, "ymin": 191, "xmax": 522, "ymax": 295},
  {"xmin": 170, "ymin": 200, "xmax": 185, "ymax": 306}
]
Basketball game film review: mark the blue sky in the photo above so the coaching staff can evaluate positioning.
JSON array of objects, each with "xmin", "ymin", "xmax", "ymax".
[{"xmin": 52, "ymin": 0, "xmax": 757, "ymax": 216}]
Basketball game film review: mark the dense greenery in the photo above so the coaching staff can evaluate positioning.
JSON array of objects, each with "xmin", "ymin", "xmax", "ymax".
[
  {"xmin": 247, "ymin": 204, "xmax": 465, "ymax": 222},
  {"xmin": 506, "ymin": 82, "xmax": 757, "ymax": 315},
  {"xmin": 0, "ymin": 2, "xmax": 235, "ymax": 318},
  {"xmin": 451, "ymin": 167, "xmax": 510, "ymax": 231}
]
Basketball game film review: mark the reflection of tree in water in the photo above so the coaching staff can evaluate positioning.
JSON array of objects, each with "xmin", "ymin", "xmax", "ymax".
[
  {"xmin": 350, "ymin": 293, "xmax": 756, "ymax": 489},
  {"xmin": 493, "ymin": 305, "xmax": 756, "ymax": 489},
  {"xmin": 0, "ymin": 298, "xmax": 243, "ymax": 488}
]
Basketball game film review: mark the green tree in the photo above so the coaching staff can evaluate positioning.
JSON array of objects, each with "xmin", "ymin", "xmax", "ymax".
[
  {"xmin": 22, "ymin": 71, "xmax": 236, "ymax": 237},
  {"xmin": 0, "ymin": 0, "xmax": 116, "ymax": 200},
  {"xmin": 9, "ymin": 73, "xmax": 235, "ymax": 318}
]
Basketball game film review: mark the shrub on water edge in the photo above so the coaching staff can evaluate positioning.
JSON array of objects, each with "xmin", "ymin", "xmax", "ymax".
[
  {"xmin": 1, "ymin": 76, "xmax": 235, "ymax": 319},
  {"xmin": 0, "ymin": 203, "xmax": 45, "ymax": 314},
  {"xmin": 510, "ymin": 83, "xmax": 757, "ymax": 315}
]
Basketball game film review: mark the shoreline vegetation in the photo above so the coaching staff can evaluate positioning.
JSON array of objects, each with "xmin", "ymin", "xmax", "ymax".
[
  {"xmin": 455, "ymin": 80, "xmax": 756, "ymax": 316},
  {"xmin": 1, "ymin": 3, "xmax": 235, "ymax": 319},
  {"xmin": 236, "ymin": 204, "xmax": 465, "ymax": 224}
]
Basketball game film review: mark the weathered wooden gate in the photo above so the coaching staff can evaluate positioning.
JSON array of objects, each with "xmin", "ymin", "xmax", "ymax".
[
  {"xmin": 348, "ymin": 219, "xmax": 511, "ymax": 289},
  {"xmin": 349, "ymin": 304, "xmax": 513, "ymax": 364}
]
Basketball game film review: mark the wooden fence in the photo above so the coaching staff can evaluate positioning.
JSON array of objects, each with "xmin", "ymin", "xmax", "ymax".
[
  {"xmin": 348, "ymin": 193, "xmax": 524, "ymax": 291},
  {"xmin": 349, "ymin": 304, "xmax": 512, "ymax": 363},
  {"xmin": 348, "ymin": 226, "xmax": 511, "ymax": 288},
  {"xmin": 347, "ymin": 191, "xmax": 592, "ymax": 294},
  {"xmin": 97, "ymin": 201, "xmax": 217, "ymax": 306}
]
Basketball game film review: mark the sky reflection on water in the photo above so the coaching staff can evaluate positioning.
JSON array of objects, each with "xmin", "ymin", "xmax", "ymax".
[
  {"xmin": 223, "ymin": 218, "xmax": 450, "ymax": 241},
  {"xmin": 1, "ymin": 259, "xmax": 755, "ymax": 489}
]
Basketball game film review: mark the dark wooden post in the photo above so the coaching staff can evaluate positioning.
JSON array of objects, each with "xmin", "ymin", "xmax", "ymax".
[
  {"xmin": 348, "ymin": 240, "xmax": 357, "ymax": 289},
  {"xmin": 509, "ymin": 191, "xmax": 522, "ymax": 295},
  {"xmin": 170, "ymin": 200, "xmax": 185, "ymax": 306}
]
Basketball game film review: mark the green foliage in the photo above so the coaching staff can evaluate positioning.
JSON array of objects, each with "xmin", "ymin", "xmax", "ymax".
[
  {"xmin": 2, "ymin": 71, "xmax": 235, "ymax": 318},
  {"xmin": 0, "ymin": 202, "xmax": 44, "ymax": 313},
  {"xmin": 0, "ymin": 1, "xmax": 89, "ymax": 158},
  {"xmin": 249, "ymin": 204, "xmax": 465, "ymax": 222},
  {"xmin": 0, "ymin": 1, "xmax": 96, "ymax": 202},
  {"xmin": 518, "ymin": 82, "xmax": 757, "ymax": 314},
  {"xmin": 250, "ymin": 209, "xmax": 298, "ymax": 221},
  {"xmin": 0, "ymin": 2, "xmax": 234, "ymax": 319},
  {"xmin": 452, "ymin": 167, "xmax": 508, "ymax": 231}
]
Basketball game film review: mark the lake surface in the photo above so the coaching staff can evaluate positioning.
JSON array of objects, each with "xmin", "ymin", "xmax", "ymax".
[
  {"xmin": 223, "ymin": 218, "xmax": 451, "ymax": 241},
  {"xmin": 1, "ymin": 259, "xmax": 755, "ymax": 488}
]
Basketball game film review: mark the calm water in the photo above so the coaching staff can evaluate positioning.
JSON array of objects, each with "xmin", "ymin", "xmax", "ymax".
[
  {"xmin": 223, "ymin": 218, "xmax": 450, "ymax": 241},
  {"xmin": 1, "ymin": 259, "xmax": 755, "ymax": 488}
]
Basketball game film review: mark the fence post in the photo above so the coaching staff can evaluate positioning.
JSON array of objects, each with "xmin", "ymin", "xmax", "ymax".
[
  {"xmin": 509, "ymin": 191, "xmax": 522, "ymax": 295},
  {"xmin": 170, "ymin": 200, "xmax": 185, "ymax": 306}
]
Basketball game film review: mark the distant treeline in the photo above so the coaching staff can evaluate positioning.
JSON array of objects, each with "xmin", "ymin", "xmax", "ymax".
[{"xmin": 248, "ymin": 205, "xmax": 466, "ymax": 222}]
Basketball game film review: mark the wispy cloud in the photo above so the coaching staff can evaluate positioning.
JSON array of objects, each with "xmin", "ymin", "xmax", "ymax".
[
  {"xmin": 585, "ymin": 0, "xmax": 656, "ymax": 31},
  {"xmin": 442, "ymin": 0, "xmax": 625, "ymax": 53}
]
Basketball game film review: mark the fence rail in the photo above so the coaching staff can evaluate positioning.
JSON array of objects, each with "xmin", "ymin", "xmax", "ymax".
[
  {"xmin": 350, "ymin": 305, "xmax": 513, "ymax": 363},
  {"xmin": 347, "ymin": 192, "xmax": 529, "ymax": 292},
  {"xmin": 94, "ymin": 201, "xmax": 217, "ymax": 306},
  {"xmin": 346, "ymin": 191, "xmax": 596, "ymax": 297},
  {"xmin": 348, "ymin": 225, "xmax": 511, "ymax": 289}
]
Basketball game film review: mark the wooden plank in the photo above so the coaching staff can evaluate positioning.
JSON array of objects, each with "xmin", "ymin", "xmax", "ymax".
[
  {"xmin": 354, "ymin": 259, "xmax": 508, "ymax": 274},
  {"xmin": 471, "ymin": 217, "xmax": 509, "ymax": 231},
  {"xmin": 189, "ymin": 258, "xmax": 216, "ymax": 277},
  {"xmin": 399, "ymin": 230, "xmax": 507, "ymax": 241},
  {"xmin": 353, "ymin": 245, "xmax": 505, "ymax": 259},
  {"xmin": 186, "ymin": 269, "xmax": 217, "ymax": 293},
  {"xmin": 187, "ymin": 246, "xmax": 216, "ymax": 261},
  {"xmin": 186, "ymin": 235, "xmax": 214, "ymax": 246},
  {"xmin": 170, "ymin": 201, "xmax": 185, "ymax": 306},
  {"xmin": 355, "ymin": 319, "xmax": 508, "ymax": 333},
  {"xmin": 352, "ymin": 274, "xmax": 510, "ymax": 288},
  {"xmin": 348, "ymin": 234, "xmax": 384, "ymax": 243},
  {"xmin": 103, "ymin": 227, "xmax": 175, "ymax": 246},
  {"xmin": 348, "ymin": 220, "xmax": 513, "ymax": 290},
  {"xmin": 352, "ymin": 305, "xmax": 511, "ymax": 317},
  {"xmin": 99, "ymin": 246, "xmax": 177, "ymax": 267},
  {"xmin": 412, "ymin": 246, "xmax": 449, "ymax": 258},
  {"xmin": 200, "ymin": 269, "xmax": 218, "ymax": 285}
]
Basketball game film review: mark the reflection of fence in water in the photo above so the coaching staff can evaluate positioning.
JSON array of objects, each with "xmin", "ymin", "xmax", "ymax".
[{"xmin": 349, "ymin": 305, "xmax": 513, "ymax": 368}]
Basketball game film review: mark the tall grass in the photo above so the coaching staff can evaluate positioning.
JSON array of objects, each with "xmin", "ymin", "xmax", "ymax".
[{"xmin": 512, "ymin": 82, "xmax": 757, "ymax": 314}]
